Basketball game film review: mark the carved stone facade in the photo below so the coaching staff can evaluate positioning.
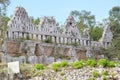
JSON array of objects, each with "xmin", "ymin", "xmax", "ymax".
[
  {"xmin": 63, "ymin": 16, "xmax": 81, "ymax": 38},
  {"xmin": 100, "ymin": 26, "xmax": 113, "ymax": 42},
  {"xmin": 7, "ymin": 6, "xmax": 113, "ymax": 49},
  {"xmin": 83, "ymin": 28, "xmax": 90, "ymax": 39},
  {"xmin": 39, "ymin": 16, "xmax": 59, "ymax": 34},
  {"xmin": 99, "ymin": 26, "xmax": 113, "ymax": 48},
  {"xmin": 7, "ymin": 7, "xmax": 36, "ymax": 39}
]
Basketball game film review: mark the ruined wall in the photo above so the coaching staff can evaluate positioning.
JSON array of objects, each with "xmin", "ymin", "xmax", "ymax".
[
  {"xmin": 7, "ymin": 6, "xmax": 113, "ymax": 49},
  {"xmin": 2, "ymin": 40, "xmax": 90, "ymax": 64},
  {"xmin": 5, "ymin": 41, "xmax": 20, "ymax": 54},
  {"xmin": 0, "ymin": 41, "xmax": 2, "ymax": 52},
  {"xmin": 2, "ymin": 6, "xmax": 114, "ymax": 64}
]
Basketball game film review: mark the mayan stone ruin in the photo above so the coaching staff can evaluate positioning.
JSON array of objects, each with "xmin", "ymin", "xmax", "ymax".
[{"xmin": 1, "ymin": 6, "xmax": 113, "ymax": 64}]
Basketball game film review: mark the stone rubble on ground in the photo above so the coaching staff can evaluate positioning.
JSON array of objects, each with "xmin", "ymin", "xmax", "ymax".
[{"xmin": 31, "ymin": 67, "xmax": 120, "ymax": 80}]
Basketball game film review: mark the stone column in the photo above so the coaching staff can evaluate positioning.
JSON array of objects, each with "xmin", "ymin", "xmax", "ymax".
[
  {"xmin": 38, "ymin": 35, "xmax": 41, "ymax": 40},
  {"xmin": 52, "ymin": 36, "xmax": 55, "ymax": 43},
  {"xmin": 87, "ymin": 40, "xmax": 90, "ymax": 46},
  {"xmin": 33, "ymin": 34, "xmax": 36, "ymax": 40},
  {"xmin": 58, "ymin": 37, "xmax": 61, "ymax": 43},
  {"xmin": 13, "ymin": 32, "xmax": 15, "ymax": 39},
  {"xmin": 36, "ymin": 34, "xmax": 38, "ymax": 40},
  {"xmin": 7, "ymin": 31, "xmax": 11, "ymax": 39},
  {"xmin": 63, "ymin": 37, "xmax": 65, "ymax": 44},
  {"xmin": 24, "ymin": 33, "xmax": 27, "ymax": 39},
  {"xmin": 84, "ymin": 40, "xmax": 87, "ymax": 46},
  {"xmin": 56, "ymin": 37, "xmax": 59, "ymax": 43},
  {"xmin": 68, "ymin": 38, "xmax": 72, "ymax": 44},
  {"xmin": 42, "ymin": 35, "xmax": 46, "ymax": 41},
  {"xmin": 41, "ymin": 35, "xmax": 43, "ymax": 41},
  {"xmin": 12, "ymin": 32, "xmax": 14, "ymax": 39},
  {"xmin": 72, "ymin": 38, "xmax": 75, "ymax": 43},
  {"xmin": 18, "ymin": 32, "xmax": 19, "ymax": 38},
  {"xmin": 54, "ymin": 36, "xmax": 57, "ymax": 43},
  {"xmin": 22, "ymin": 32, "xmax": 24, "ymax": 38},
  {"xmin": 67, "ymin": 38, "xmax": 70, "ymax": 44},
  {"xmin": 60, "ymin": 37, "xmax": 63, "ymax": 43},
  {"xmin": 64, "ymin": 38, "xmax": 67, "ymax": 44},
  {"xmin": 80, "ymin": 40, "xmax": 83, "ymax": 46},
  {"xmin": 76, "ymin": 39, "xmax": 79, "ymax": 45},
  {"xmin": 14, "ymin": 32, "xmax": 18, "ymax": 38},
  {"xmin": 75, "ymin": 39, "xmax": 77, "ymax": 43},
  {"xmin": 78, "ymin": 39, "xmax": 80, "ymax": 45},
  {"xmin": 19, "ymin": 32, "xmax": 22, "ymax": 38},
  {"xmin": 29, "ymin": 33, "xmax": 32, "ymax": 39},
  {"xmin": 66, "ymin": 38, "xmax": 68, "ymax": 44}
]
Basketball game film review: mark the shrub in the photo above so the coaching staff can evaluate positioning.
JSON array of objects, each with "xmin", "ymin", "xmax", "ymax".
[
  {"xmin": 59, "ymin": 61, "xmax": 68, "ymax": 67},
  {"xmin": 44, "ymin": 37, "xmax": 52, "ymax": 43},
  {"xmin": 71, "ymin": 42, "xmax": 78, "ymax": 46},
  {"xmin": 71, "ymin": 61, "xmax": 83, "ymax": 69},
  {"xmin": 102, "ymin": 75, "xmax": 107, "ymax": 80},
  {"xmin": 101, "ymin": 70, "xmax": 108, "ymax": 76},
  {"xmin": 92, "ymin": 70, "xmax": 99, "ymax": 77},
  {"xmin": 51, "ymin": 63, "xmax": 60, "ymax": 71},
  {"xmin": 88, "ymin": 77, "xmax": 95, "ymax": 80},
  {"xmin": 86, "ymin": 59, "xmax": 97, "ymax": 67},
  {"xmin": 107, "ymin": 61, "xmax": 115, "ymax": 68},
  {"xmin": 60, "ymin": 71, "xmax": 65, "ymax": 76},
  {"xmin": 35, "ymin": 64, "xmax": 44, "ymax": 70},
  {"xmin": 110, "ymin": 72, "xmax": 115, "ymax": 78},
  {"xmin": 51, "ymin": 61, "xmax": 68, "ymax": 71},
  {"xmin": 98, "ymin": 59, "xmax": 108, "ymax": 67},
  {"xmin": 117, "ymin": 61, "xmax": 120, "ymax": 67}
]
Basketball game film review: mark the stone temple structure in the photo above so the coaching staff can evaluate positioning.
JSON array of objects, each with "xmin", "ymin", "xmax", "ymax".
[
  {"xmin": 63, "ymin": 16, "xmax": 81, "ymax": 38},
  {"xmin": 1, "ymin": 6, "xmax": 113, "ymax": 64},
  {"xmin": 6, "ymin": 6, "xmax": 113, "ymax": 48},
  {"xmin": 100, "ymin": 26, "xmax": 113, "ymax": 48},
  {"xmin": 39, "ymin": 16, "xmax": 59, "ymax": 34}
]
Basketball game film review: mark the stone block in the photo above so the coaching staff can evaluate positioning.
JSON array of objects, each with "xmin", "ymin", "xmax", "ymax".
[
  {"xmin": 19, "ymin": 56, "xmax": 26, "ymax": 63},
  {"xmin": 28, "ymin": 56, "xmax": 38, "ymax": 64},
  {"xmin": 6, "ymin": 41, "xmax": 20, "ymax": 54}
]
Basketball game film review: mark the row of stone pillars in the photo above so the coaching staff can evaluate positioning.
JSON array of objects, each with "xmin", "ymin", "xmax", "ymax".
[{"xmin": 8, "ymin": 31, "xmax": 91, "ymax": 46}]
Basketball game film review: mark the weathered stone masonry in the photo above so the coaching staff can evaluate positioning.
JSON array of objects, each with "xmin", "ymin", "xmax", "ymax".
[
  {"xmin": 1, "ymin": 6, "xmax": 113, "ymax": 64},
  {"xmin": 7, "ymin": 6, "xmax": 113, "ymax": 48}
]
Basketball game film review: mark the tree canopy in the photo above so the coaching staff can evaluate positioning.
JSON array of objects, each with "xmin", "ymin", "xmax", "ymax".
[
  {"xmin": 0, "ymin": 0, "xmax": 10, "ymax": 39},
  {"xmin": 70, "ymin": 10, "xmax": 103, "ymax": 41}
]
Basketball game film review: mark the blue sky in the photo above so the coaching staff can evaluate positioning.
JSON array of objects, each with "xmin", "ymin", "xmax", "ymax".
[{"xmin": 7, "ymin": 0, "xmax": 120, "ymax": 24}]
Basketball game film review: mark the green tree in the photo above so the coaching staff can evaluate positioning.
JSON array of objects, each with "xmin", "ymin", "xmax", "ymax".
[
  {"xmin": 71, "ymin": 10, "xmax": 96, "ymax": 33},
  {"xmin": 0, "ymin": 16, "xmax": 10, "ymax": 35},
  {"xmin": 29, "ymin": 16, "xmax": 40, "ymax": 25},
  {"xmin": 0, "ymin": 0, "xmax": 10, "ymax": 40},
  {"xmin": 89, "ymin": 26, "xmax": 103, "ymax": 41},
  {"xmin": 109, "ymin": 6, "xmax": 120, "ymax": 37},
  {"xmin": 103, "ymin": 6, "xmax": 120, "ymax": 59},
  {"xmin": 34, "ymin": 17, "xmax": 40, "ymax": 25},
  {"xmin": 0, "ymin": 0, "xmax": 10, "ymax": 13},
  {"xmin": 70, "ymin": 10, "xmax": 103, "ymax": 41},
  {"xmin": 70, "ymin": 10, "xmax": 80, "ymax": 21},
  {"xmin": 79, "ymin": 10, "xmax": 95, "ymax": 28}
]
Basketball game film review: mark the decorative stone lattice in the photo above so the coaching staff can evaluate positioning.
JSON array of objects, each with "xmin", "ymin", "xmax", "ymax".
[
  {"xmin": 83, "ymin": 28, "xmax": 90, "ymax": 39},
  {"xmin": 100, "ymin": 26, "xmax": 113, "ymax": 42},
  {"xmin": 38, "ymin": 16, "xmax": 59, "ymax": 34},
  {"xmin": 7, "ymin": 6, "xmax": 35, "ymax": 38},
  {"xmin": 63, "ymin": 16, "xmax": 81, "ymax": 38},
  {"xmin": 6, "ymin": 6, "xmax": 113, "ymax": 48}
]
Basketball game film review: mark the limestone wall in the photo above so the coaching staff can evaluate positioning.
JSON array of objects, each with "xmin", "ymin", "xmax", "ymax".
[
  {"xmin": 5, "ymin": 41, "xmax": 20, "ymax": 54},
  {"xmin": 7, "ymin": 6, "xmax": 113, "ymax": 49},
  {"xmin": 2, "ymin": 40, "xmax": 90, "ymax": 64}
]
